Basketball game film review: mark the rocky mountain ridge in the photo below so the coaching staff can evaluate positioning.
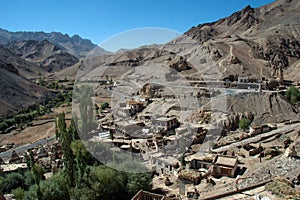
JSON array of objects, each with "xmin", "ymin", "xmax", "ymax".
[{"xmin": 0, "ymin": 28, "xmax": 109, "ymax": 58}]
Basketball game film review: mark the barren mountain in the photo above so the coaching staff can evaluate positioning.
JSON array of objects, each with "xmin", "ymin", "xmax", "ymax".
[
  {"xmin": 0, "ymin": 29, "xmax": 109, "ymax": 58},
  {"xmin": 8, "ymin": 40, "xmax": 79, "ymax": 72},
  {"xmin": 73, "ymin": 0, "xmax": 300, "ymax": 82},
  {"xmin": 52, "ymin": 61, "xmax": 82, "ymax": 80},
  {"xmin": 185, "ymin": 0, "xmax": 300, "ymax": 81},
  {"xmin": 0, "ymin": 46, "xmax": 48, "ymax": 78},
  {"xmin": 69, "ymin": 0, "xmax": 299, "ymax": 128},
  {"xmin": 0, "ymin": 60, "xmax": 54, "ymax": 116}
]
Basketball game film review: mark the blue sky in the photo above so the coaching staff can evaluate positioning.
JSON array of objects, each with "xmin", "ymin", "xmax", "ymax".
[{"xmin": 1, "ymin": 0, "xmax": 275, "ymax": 51}]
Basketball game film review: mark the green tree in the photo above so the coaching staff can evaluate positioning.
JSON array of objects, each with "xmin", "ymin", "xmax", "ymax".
[
  {"xmin": 88, "ymin": 166, "xmax": 126, "ymax": 200},
  {"xmin": 70, "ymin": 187, "xmax": 96, "ymax": 200},
  {"xmin": 55, "ymin": 112, "xmax": 75, "ymax": 188},
  {"xmin": 24, "ymin": 171, "xmax": 35, "ymax": 190},
  {"xmin": 12, "ymin": 187, "xmax": 25, "ymax": 200},
  {"xmin": 70, "ymin": 140, "xmax": 94, "ymax": 189},
  {"xmin": 126, "ymin": 173, "xmax": 151, "ymax": 196},
  {"xmin": 39, "ymin": 173, "xmax": 70, "ymax": 200},
  {"xmin": 32, "ymin": 165, "xmax": 45, "ymax": 185},
  {"xmin": 2, "ymin": 172, "xmax": 25, "ymax": 193},
  {"xmin": 24, "ymin": 150, "xmax": 35, "ymax": 170},
  {"xmin": 55, "ymin": 113, "xmax": 67, "ymax": 139},
  {"xmin": 239, "ymin": 118, "xmax": 251, "ymax": 130},
  {"xmin": 0, "ymin": 122, "xmax": 8, "ymax": 131},
  {"xmin": 24, "ymin": 173, "xmax": 70, "ymax": 200},
  {"xmin": 24, "ymin": 184, "xmax": 39, "ymax": 200},
  {"xmin": 286, "ymin": 86, "xmax": 300, "ymax": 104}
]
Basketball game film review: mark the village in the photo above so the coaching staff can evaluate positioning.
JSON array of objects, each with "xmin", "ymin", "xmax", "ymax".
[
  {"xmin": 87, "ymin": 74, "xmax": 300, "ymax": 199},
  {"xmin": 0, "ymin": 73, "xmax": 299, "ymax": 200}
]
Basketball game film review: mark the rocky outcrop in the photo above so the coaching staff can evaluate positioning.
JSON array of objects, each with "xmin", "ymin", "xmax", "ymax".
[
  {"xmin": 140, "ymin": 83, "xmax": 163, "ymax": 98},
  {"xmin": 284, "ymin": 145, "xmax": 297, "ymax": 158},
  {"xmin": 229, "ymin": 55, "xmax": 241, "ymax": 65},
  {"xmin": 168, "ymin": 56, "xmax": 191, "ymax": 72},
  {"xmin": 211, "ymin": 49, "xmax": 222, "ymax": 60}
]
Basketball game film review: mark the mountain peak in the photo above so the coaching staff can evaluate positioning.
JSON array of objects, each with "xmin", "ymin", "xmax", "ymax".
[{"xmin": 0, "ymin": 29, "xmax": 108, "ymax": 58}]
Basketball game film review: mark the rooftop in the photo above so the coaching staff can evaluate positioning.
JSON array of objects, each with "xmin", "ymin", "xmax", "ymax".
[
  {"xmin": 214, "ymin": 155, "xmax": 238, "ymax": 168},
  {"xmin": 127, "ymin": 100, "xmax": 143, "ymax": 105},
  {"xmin": 185, "ymin": 153, "xmax": 214, "ymax": 162},
  {"xmin": 157, "ymin": 156, "xmax": 179, "ymax": 166},
  {"xmin": 154, "ymin": 117, "xmax": 176, "ymax": 122}
]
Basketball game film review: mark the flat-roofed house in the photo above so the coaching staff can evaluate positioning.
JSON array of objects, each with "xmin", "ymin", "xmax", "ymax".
[
  {"xmin": 152, "ymin": 117, "xmax": 178, "ymax": 132},
  {"xmin": 127, "ymin": 100, "xmax": 144, "ymax": 113},
  {"xmin": 185, "ymin": 154, "xmax": 214, "ymax": 170},
  {"xmin": 238, "ymin": 76, "xmax": 249, "ymax": 83},
  {"xmin": 155, "ymin": 156, "xmax": 179, "ymax": 175},
  {"xmin": 249, "ymin": 125, "xmax": 261, "ymax": 135},
  {"xmin": 214, "ymin": 155, "xmax": 238, "ymax": 178},
  {"xmin": 117, "ymin": 100, "xmax": 144, "ymax": 117},
  {"xmin": 249, "ymin": 124, "xmax": 271, "ymax": 136},
  {"xmin": 115, "ymin": 121, "xmax": 145, "ymax": 137},
  {"xmin": 118, "ymin": 107, "xmax": 132, "ymax": 117}
]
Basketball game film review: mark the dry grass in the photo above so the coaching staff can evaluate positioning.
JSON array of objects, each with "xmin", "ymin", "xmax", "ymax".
[
  {"xmin": 0, "ymin": 122, "xmax": 55, "ymax": 146},
  {"xmin": 0, "ymin": 105, "xmax": 72, "ymax": 146}
]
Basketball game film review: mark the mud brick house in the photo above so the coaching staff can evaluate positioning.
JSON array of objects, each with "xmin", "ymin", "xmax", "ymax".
[
  {"xmin": 213, "ymin": 155, "xmax": 238, "ymax": 178},
  {"xmin": 118, "ymin": 100, "xmax": 144, "ymax": 117},
  {"xmin": 115, "ymin": 121, "xmax": 145, "ymax": 136},
  {"xmin": 155, "ymin": 156, "xmax": 179, "ymax": 175},
  {"xmin": 127, "ymin": 100, "xmax": 144, "ymax": 113},
  {"xmin": 249, "ymin": 124, "xmax": 271, "ymax": 136},
  {"xmin": 152, "ymin": 117, "xmax": 178, "ymax": 132},
  {"xmin": 185, "ymin": 154, "xmax": 214, "ymax": 170}
]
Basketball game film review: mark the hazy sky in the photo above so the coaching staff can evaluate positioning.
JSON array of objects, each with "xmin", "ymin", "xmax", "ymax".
[{"xmin": 1, "ymin": 0, "xmax": 275, "ymax": 51}]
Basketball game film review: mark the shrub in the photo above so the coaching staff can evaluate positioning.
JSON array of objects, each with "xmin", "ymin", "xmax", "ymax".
[
  {"xmin": 286, "ymin": 86, "xmax": 300, "ymax": 104},
  {"xmin": 239, "ymin": 118, "xmax": 251, "ymax": 130},
  {"xmin": 101, "ymin": 102, "xmax": 109, "ymax": 110},
  {"xmin": 0, "ymin": 122, "xmax": 9, "ymax": 131}
]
